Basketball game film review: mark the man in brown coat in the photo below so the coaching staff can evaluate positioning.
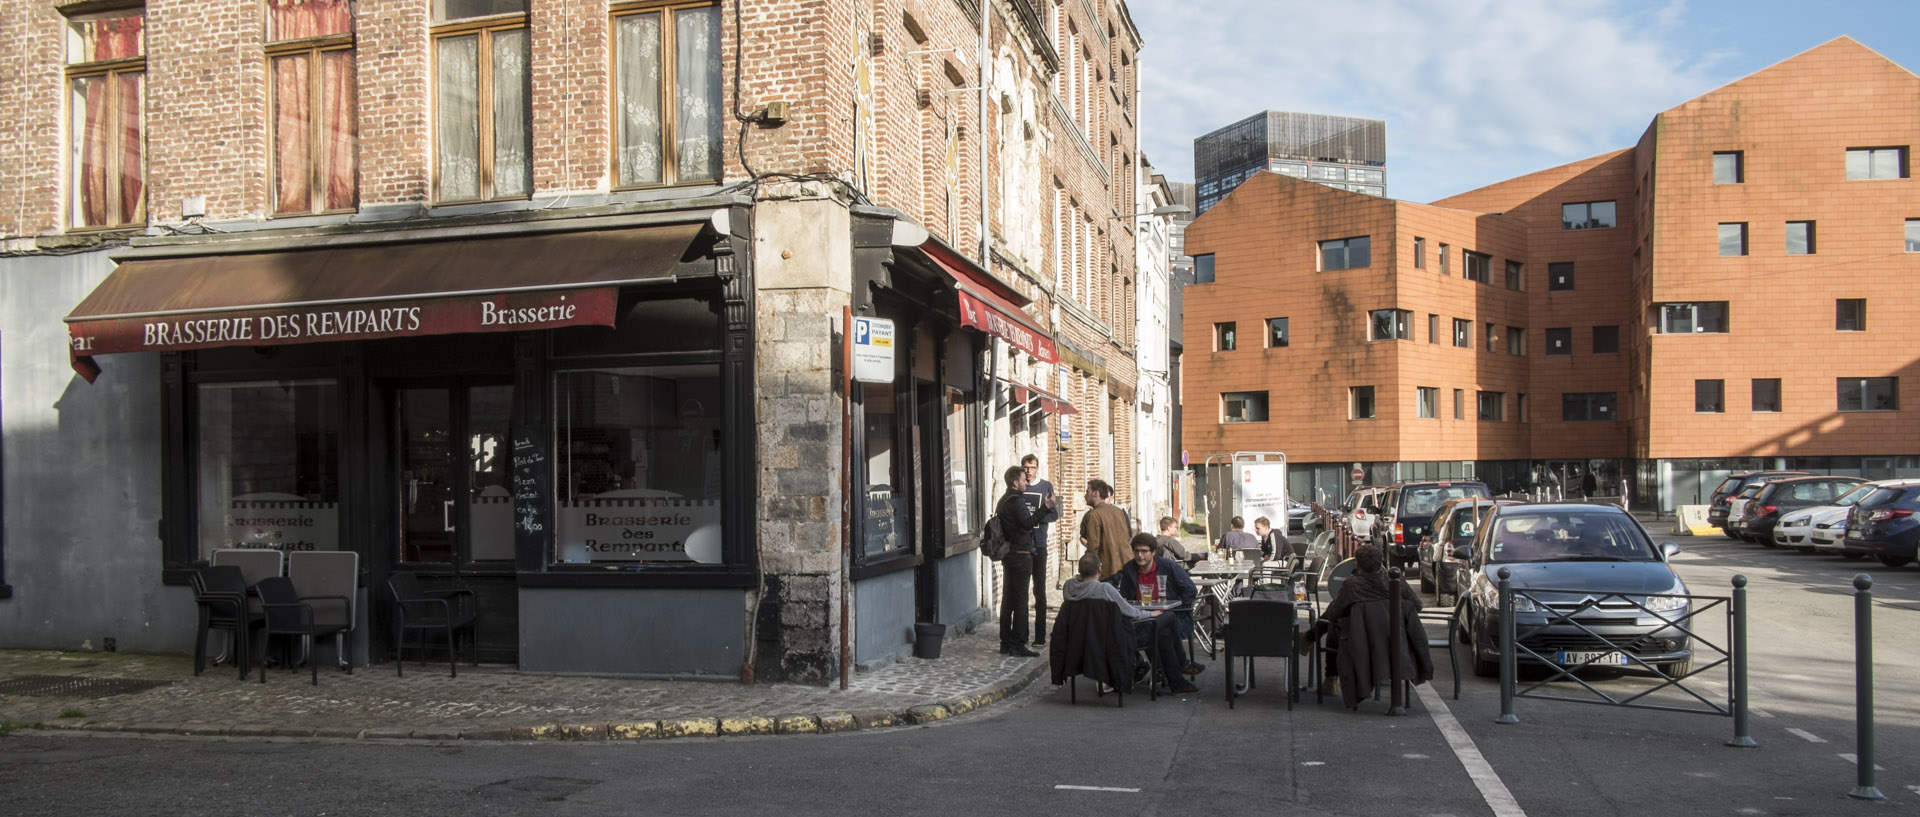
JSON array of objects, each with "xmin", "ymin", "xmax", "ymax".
[{"xmin": 1079, "ymin": 479, "xmax": 1131, "ymax": 581}]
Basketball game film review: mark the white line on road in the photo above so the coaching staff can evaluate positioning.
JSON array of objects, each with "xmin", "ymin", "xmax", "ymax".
[
  {"xmin": 1786, "ymin": 728, "xmax": 1826, "ymax": 744},
  {"xmin": 1416, "ymin": 683, "xmax": 1528, "ymax": 817},
  {"xmin": 1054, "ymin": 785, "xmax": 1141, "ymax": 793},
  {"xmin": 1836, "ymin": 754, "xmax": 1887, "ymax": 771}
]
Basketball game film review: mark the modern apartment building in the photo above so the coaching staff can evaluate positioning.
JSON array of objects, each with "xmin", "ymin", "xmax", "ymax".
[
  {"xmin": 1183, "ymin": 38, "xmax": 1920, "ymax": 512},
  {"xmin": 1193, "ymin": 110, "xmax": 1387, "ymax": 215},
  {"xmin": 0, "ymin": 0, "xmax": 1144, "ymax": 680}
]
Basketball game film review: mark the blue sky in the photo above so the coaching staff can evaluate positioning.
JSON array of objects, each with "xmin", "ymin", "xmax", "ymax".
[{"xmin": 1129, "ymin": 0, "xmax": 1920, "ymax": 203}]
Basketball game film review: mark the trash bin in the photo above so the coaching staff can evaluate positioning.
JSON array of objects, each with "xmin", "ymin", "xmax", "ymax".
[{"xmin": 912, "ymin": 622, "xmax": 947, "ymax": 660}]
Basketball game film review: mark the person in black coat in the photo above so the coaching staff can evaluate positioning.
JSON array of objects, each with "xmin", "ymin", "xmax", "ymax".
[
  {"xmin": 995, "ymin": 465, "xmax": 1047, "ymax": 657},
  {"xmin": 1318, "ymin": 545, "xmax": 1432, "ymax": 708}
]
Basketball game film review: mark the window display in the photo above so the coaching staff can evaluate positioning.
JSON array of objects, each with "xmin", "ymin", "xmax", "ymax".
[
  {"xmin": 553, "ymin": 365, "xmax": 723, "ymax": 564},
  {"xmin": 196, "ymin": 380, "xmax": 340, "ymax": 560}
]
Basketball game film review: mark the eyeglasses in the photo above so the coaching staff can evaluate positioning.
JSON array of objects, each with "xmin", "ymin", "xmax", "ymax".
[{"xmin": 1132, "ymin": 549, "xmax": 1153, "ymax": 555}]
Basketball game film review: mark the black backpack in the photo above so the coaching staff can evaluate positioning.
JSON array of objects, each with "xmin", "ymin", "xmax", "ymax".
[{"xmin": 980, "ymin": 515, "xmax": 1011, "ymax": 562}]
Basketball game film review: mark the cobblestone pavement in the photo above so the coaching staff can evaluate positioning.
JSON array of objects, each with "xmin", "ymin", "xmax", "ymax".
[{"xmin": 0, "ymin": 625, "xmax": 1045, "ymax": 742}]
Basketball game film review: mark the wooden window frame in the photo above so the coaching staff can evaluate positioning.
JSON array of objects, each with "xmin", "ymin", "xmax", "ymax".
[
  {"xmin": 267, "ymin": 35, "xmax": 358, "ymax": 216},
  {"xmin": 609, "ymin": 0, "xmax": 722, "ymax": 190},
  {"xmin": 432, "ymin": 13, "xmax": 531, "ymax": 204},
  {"xmin": 65, "ymin": 9, "xmax": 147, "ymax": 231}
]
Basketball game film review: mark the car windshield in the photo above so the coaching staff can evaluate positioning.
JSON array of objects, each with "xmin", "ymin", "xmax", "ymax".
[
  {"xmin": 1485, "ymin": 511, "xmax": 1659, "ymax": 563},
  {"xmin": 1445, "ymin": 505, "xmax": 1483, "ymax": 540},
  {"xmin": 1858, "ymin": 487, "xmax": 1907, "ymax": 509},
  {"xmin": 1834, "ymin": 484, "xmax": 1875, "ymax": 506},
  {"xmin": 1404, "ymin": 485, "xmax": 1488, "ymax": 517}
]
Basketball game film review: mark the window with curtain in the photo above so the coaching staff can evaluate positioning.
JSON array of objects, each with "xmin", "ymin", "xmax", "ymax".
[
  {"xmin": 613, "ymin": 2, "xmax": 722, "ymax": 188},
  {"xmin": 66, "ymin": 10, "xmax": 146, "ymax": 229},
  {"xmin": 268, "ymin": 0, "xmax": 357, "ymax": 216},
  {"xmin": 433, "ymin": 1, "xmax": 530, "ymax": 202}
]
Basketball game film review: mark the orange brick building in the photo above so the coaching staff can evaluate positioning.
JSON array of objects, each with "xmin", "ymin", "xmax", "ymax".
[{"xmin": 1184, "ymin": 38, "xmax": 1920, "ymax": 512}]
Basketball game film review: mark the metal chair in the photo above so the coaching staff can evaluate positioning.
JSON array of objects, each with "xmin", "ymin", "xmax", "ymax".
[
  {"xmin": 1223, "ymin": 597, "xmax": 1298, "ymax": 710},
  {"xmin": 1415, "ymin": 606, "xmax": 1462, "ymax": 700},
  {"xmin": 255, "ymin": 576, "xmax": 352, "ymax": 686},
  {"xmin": 386, "ymin": 573, "xmax": 478, "ymax": 677},
  {"xmin": 288, "ymin": 551, "xmax": 359, "ymax": 669},
  {"xmin": 190, "ymin": 565, "xmax": 263, "ymax": 680}
]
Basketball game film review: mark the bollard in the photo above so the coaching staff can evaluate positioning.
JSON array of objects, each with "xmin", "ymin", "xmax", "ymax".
[
  {"xmin": 1848, "ymin": 574, "xmax": 1883, "ymax": 800},
  {"xmin": 1727, "ymin": 574, "xmax": 1756, "ymax": 748},
  {"xmin": 1387, "ymin": 567, "xmax": 1407, "ymax": 716},
  {"xmin": 1496, "ymin": 567, "xmax": 1519, "ymax": 724}
]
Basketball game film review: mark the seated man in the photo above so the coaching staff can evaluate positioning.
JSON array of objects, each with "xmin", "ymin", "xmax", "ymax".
[
  {"xmin": 1217, "ymin": 515, "xmax": 1260, "ymax": 561},
  {"xmin": 1253, "ymin": 516, "xmax": 1283, "ymax": 561},
  {"xmin": 1113, "ymin": 532, "xmax": 1204, "ymax": 679},
  {"xmin": 1311, "ymin": 545, "xmax": 1428, "ymax": 703},
  {"xmin": 1063, "ymin": 552, "xmax": 1198, "ymax": 695},
  {"xmin": 1153, "ymin": 516, "xmax": 1193, "ymax": 564}
]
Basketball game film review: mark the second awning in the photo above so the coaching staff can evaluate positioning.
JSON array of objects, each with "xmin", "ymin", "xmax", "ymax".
[{"xmin": 915, "ymin": 240, "xmax": 1058, "ymax": 364}]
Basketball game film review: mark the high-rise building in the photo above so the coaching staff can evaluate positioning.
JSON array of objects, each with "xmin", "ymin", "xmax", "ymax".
[{"xmin": 1193, "ymin": 111, "xmax": 1387, "ymax": 214}]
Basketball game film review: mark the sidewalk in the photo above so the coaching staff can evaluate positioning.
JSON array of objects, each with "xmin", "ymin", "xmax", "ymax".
[{"xmin": 0, "ymin": 625, "xmax": 1046, "ymax": 742}]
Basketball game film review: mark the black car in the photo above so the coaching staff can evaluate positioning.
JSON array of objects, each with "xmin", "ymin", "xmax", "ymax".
[
  {"xmin": 1742, "ymin": 475, "xmax": 1865, "ymax": 546},
  {"xmin": 1707, "ymin": 471, "xmax": 1808, "ymax": 529},
  {"xmin": 1375, "ymin": 480, "xmax": 1492, "ymax": 569},
  {"xmin": 1844, "ymin": 484, "xmax": 1920, "ymax": 568},
  {"xmin": 1418, "ymin": 496, "xmax": 1520, "ymax": 597}
]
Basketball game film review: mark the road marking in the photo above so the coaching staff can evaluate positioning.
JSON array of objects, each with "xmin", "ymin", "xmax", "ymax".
[
  {"xmin": 1416, "ymin": 683, "xmax": 1528, "ymax": 817},
  {"xmin": 1786, "ymin": 728, "xmax": 1826, "ymax": 744},
  {"xmin": 1055, "ymin": 785, "xmax": 1141, "ymax": 793},
  {"xmin": 1301, "ymin": 761, "xmax": 1326, "ymax": 766},
  {"xmin": 1750, "ymin": 708, "xmax": 1774, "ymax": 719},
  {"xmin": 1836, "ymin": 754, "xmax": 1887, "ymax": 771}
]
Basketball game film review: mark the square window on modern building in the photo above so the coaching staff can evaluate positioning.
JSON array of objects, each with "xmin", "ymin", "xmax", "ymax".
[
  {"xmin": 1417, "ymin": 386, "xmax": 1438, "ymax": 419},
  {"xmin": 1545, "ymin": 327, "xmax": 1572, "ymax": 355},
  {"xmin": 1505, "ymin": 260, "xmax": 1524, "ymax": 290},
  {"xmin": 1369, "ymin": 309, "xmax": 1410, "ymax": 341},
  {"xmin": 1453, "ymin": 318, "xmax": 1471, "ymax": 348},
  {"xmin": 1658, "ymin": 302, "xmax": 1729, "ymax": 334},
  {"xmin": 1548, "ymin": 262, "xmax": 1574, "ymax": 291},
  {"xmin": 1836, "ymin": 299, "xmax": 1866, "ymax": 331},
  {"xmin": 1713, "ymin": 151, "xmax": 1744, "ymax": 184},
  {"xmin": 1907, "ymin": 220, "xmax": 1920, "ymax": 253},
  {"xmin": 1562, "ymin": 200, "xmax": 1617, "ymax": 230},
  {"xmin": 1215, "ymin": 321, "xmax": 1237, "ymax": 351},
  {"xmin": 1267, "ymin": 317, "xmax": 1289, "ymax": 347},
  {"xmin": 1453, "ymin": 388, "xmax": 1464, "ymax": 419},
  {"xmin": 1562, "ymin": 392, "xmax": 1617, "ymax": 421},
  {"xmin": 1350, "ymin": 386, "xmax": 1376, "ymax": 420},
  {"xmin": 1845, "ymin": 147, "xmax": 1907, "ymax": 180},
  {"xmin": 1414, "ymin": 237, "xmax": 1426, "ymax": 269},
  {"xmin": 1464, "ymin": 251, "xmax": 1491, "ymax": 283},
  {"xmin": 1837, "ymin": 377, "xmax": 1898, "ymax": 411},
  {"xmin": 1477, "ymin": 391, "xmax": 1504, "ymax": 422},
  {"xmin": 1786, "ymin": 221, "xmax": 1815, "ymax": 255},
  {"xmin": 1718, "ymin": 222, "xmax": 1748, "ymax": 256},
  {"xmin": 1695, "ymin": 379, "xmax": 1725, "ymax": 413},
  {"xmin": 1428, "ymin": 314, "xmax": 1439, "ymax": 344},
  {"xmin": 1752, "ymin": 378, "xmax": 1781, "ymax": 412},
  {"xmin": 1438, "ymin": 243, "xmax": 1450, "ymax": 275},
  {"xmin": 1222, "ymin": 391, "xmax": 1269, "ymax": 423},
  {"xmin": 1592, "ymin": 325, "xmax": 1620, "ymax": 353},
  {"xmin": 1194, "ymin": 253, "xmax": 1216, "ymax": 283},
  {"xmin": 1320, "ymin": 236, "xmax": 1371, "ymax": 271},
  {"xmin": 1507, "ymin": 327, "xmax": 1525, "ymax": 356}
]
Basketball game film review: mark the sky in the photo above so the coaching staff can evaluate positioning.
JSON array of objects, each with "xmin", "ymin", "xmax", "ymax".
[{"xmin": 1127, "ymin": 0, "xmax": 1920, "ymax": 204}]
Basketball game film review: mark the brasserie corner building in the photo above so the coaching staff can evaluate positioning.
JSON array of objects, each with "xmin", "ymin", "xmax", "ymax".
[{"xmin": 0, "ymin": 197, "xmax": 1061, "ymax": 684}]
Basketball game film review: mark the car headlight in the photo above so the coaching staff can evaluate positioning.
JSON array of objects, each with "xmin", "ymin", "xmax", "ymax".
[
  {"xmin": 1785, "ymin": 515, "xmax": 1809, "ymax": 526},
  {"xmin": 1644, "ymin": 594, "xmax": 1688, "ymax": 612}
]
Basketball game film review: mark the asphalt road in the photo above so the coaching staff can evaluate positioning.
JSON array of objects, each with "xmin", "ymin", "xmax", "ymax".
[{"xmin": 2, "ymin": 532, "xmax": 1914, "ymax": 817}]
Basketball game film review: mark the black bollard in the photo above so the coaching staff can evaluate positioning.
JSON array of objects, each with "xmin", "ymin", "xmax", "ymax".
[
  {"xmin": 1496, "ymin": 567, "xmax": 1518, "ymax": 724},
  {"xmin": 1727, "ymin": 574, "xmax": 1756, "ymax": 748},
  {"xmin": 1387, "ymin": 567, "xmax": 1407, "ymax": 715},
  {"xmin": 1848, "ymin": 574, "xmax": 1883, "ymax": 800}
]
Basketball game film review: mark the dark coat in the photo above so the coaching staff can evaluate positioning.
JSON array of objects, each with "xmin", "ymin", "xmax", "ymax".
[
  {"xmin": 1334, "ymin": 598, "xmax": 1435, "ymax": 709},
  {"xmin": 1047, "ymin": 598, "xmax": 1138, "ymax": 691},
  {"xmin": 996, "ymin": 489, "xmax": 1043, "ymax": 552},
  {"xmin": 1111, "ymin": 556, "xmax": 1199, "ymax": 640}
]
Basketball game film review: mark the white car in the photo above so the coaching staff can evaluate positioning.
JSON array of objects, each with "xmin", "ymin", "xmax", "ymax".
[
  {"xmin": 1808, "ymin": 479, "xmax": 1920, "ymax": 556},
  {"xmin": 1773, "ymin": 507, "xmax": 1820, "ymax": 549},
  {"xmin": 1341, "ymin": 486, "xmax": 1387, "ymax": 541}
]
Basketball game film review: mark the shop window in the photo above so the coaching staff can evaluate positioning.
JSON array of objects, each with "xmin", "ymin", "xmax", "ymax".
[
  {"xmin": 552, "ymin": 292, "xmax": 724, "ymax": 357},
  {"xmin": 1837, "ymin": 377, "xmax": 1898, "ymax": 412},
  {"xmin": 267, "ymin": 0, "xmax": 357, "ymax": 215},
  {"xmin": 554, "ymin": 364, "xmax": 726, "ymax": 564},
  {"xmin": 944, "ymin": 386, "xmax": 978, "ymax": 540},
  {"xmin": 856, "ymin": 381, "xmax": 908, "ymax": 560},
  {"xmin": 196, "ymin": 380, "xmax": 343, "ymax": 562},
  {"xmin": 0, "ymin": 334, "xmax": 7, "ymax": 598},
  {"xmin": 433, "ymin": 0, "xmax": 531, "ymax": 202},
  {"xmin": 66, "ymin": 9, "xmax": 147, "ymax": 229},
  {"xmin": 613, "ymin": 2, "xmax": 722, "ymax": 187},
  {"xmin": 1222, "ymin": 391, "xmax": 1267, "ymax": 423}
]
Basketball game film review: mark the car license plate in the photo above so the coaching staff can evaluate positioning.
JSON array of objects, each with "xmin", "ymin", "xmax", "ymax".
[{"xmin": 1557, "ymin": 650, "xmax": 1628, "ymax": 666}]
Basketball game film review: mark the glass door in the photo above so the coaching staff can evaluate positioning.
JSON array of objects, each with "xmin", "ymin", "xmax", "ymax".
[{"xmin": 396, "ymin": 383, "xmax": 514, "ymax": 568}]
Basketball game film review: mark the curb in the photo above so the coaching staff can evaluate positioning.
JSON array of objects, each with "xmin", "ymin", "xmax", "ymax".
[{"xmin": 16, "ymin": 656, "xmax": 1052, "ymax": 744}]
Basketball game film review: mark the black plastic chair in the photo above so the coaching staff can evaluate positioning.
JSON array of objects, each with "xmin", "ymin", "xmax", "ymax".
[
  {"xmin": 190, "ymin": 565, "xmax": 263, "ymax": 680},
  {"xmin": 387, "ymin": 573, "xmax": 478, "ymax": 677},
  {"xmin": 1048, "ymin": 598, "xmax": 1138, "ymax": 707},
  {"xmin": 1223, "ymin": 597, "xmax": 1298, "ymax": 710},
  {"xmin": 256, "ymin": 576, "xmax": 352, "ymax": 686}
]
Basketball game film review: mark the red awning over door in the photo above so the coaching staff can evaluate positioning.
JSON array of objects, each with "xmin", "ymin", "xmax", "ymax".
[{"xmin": 914, "ymin": 239, "xmax": 1058, "ymax": 365}]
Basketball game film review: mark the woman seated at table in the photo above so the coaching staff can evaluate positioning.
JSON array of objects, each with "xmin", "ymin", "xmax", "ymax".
[
  {"xmin": 1062, "ymin": 552, "xmax": 1198, "ymax": 694},
  {"xmin": 1112, "ymin": 532, "xmax": 1204, "ymax": 678}
]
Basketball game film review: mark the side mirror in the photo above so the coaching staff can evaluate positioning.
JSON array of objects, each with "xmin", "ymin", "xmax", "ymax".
[
  {"xmin": 1660, "ymin": 542, "xmax": 1681, "ymax": 559},
  {"xmin": 1451, "ymin": 545, "xmax": 1471, "ymax": 561}
]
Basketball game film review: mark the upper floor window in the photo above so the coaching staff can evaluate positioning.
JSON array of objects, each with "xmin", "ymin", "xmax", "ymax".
[
  {"xmin": 1836, "ymin": 298, "xmax": 1866, "ymax": 332},
  {"xmin": 1695, "ymin": 379, "xmax": 1725, "ymax": 413},
  {"xmin": 1562, "ymin": 200, "xmax": 1616, "ymax": 230},
  {"xmin": 1417, "ymin": 386, "xmax": 1438, "ymax": 419},
  {"xmin": 1438, "ymin": 243, "xmax": 1450, "ymax": 275},
  {"xmin": 1547, "ymin": 261, "xmax": 1574, "ymax": 291},
  {"xmin": 1222, "ymin": 391, "xmax": 1269, "ymax": 423},
  {"xmin": 1544, "ymin": 327, "xmax": 1571, "ymax": 355},
  {"xmin": 1713, "ymin": 151, "xmax": 1743, "ymax": 184},
  {"xmin": 66, "ymin": 9, "xmax": 146, "ymax": 229},
  {"xmin": 1193, "ymin": 253, "xmax": 1215, "ymax": 283},
  {"xmin": 613, "ymin": 2, "xmax": 723, "ymax": 188},
  {"xmin": 1463, "ymin": 251, "xmax": 1491, "ymax": 283},
  {"xmin": 1718, "ymin": 222, "xmax": 1748, "ymax": 256},
  {"xmin": 1506, "ymin": 327, "xmax": 1525, "ymax": 356},
  {"xmin": 434, "ymin": 0, "xmax": 531, "ymax": 202},
  {"xmin": 1477, "ymin": 391, "xmax": 1504, "ymax": 422},
  {"xmin": 1837, "ymin": 377, "xmax": 1898, "ymax": 412},
  {"xmin": 1266, "ymin": 317, "xmax": 1289, "ymax": 348},
  {"xmin": 1504, "ymin": 260, "xmax": 1523, "ymax": 291},
  {"xmin": 1413, "ymin": 237, "xmax": 1426, "ymax": 269},
  {"xmin": 268, "ymin": 0, "xmax": 357, "ymax": 216},
  {"xmin": 1215, "ymin": 321, "xmax": 1237, "ymax": 351},
  {"xmin": 1319, "ymin": 236, "xmax": 1371, "ymax": 271},
  {"xmin": 1563, "ymin": 392, "xmax": 1617, "ymax": 422},
  {"xmin": 1369, "ymin": 309, "xmax": 1410, "ymax": 341},
  {"xmin": 1657, "ymin": 302, "xmax": 1729, "ymax": 334},
  {"xmin": 1785, "ymin": 220, "xmax": 1815, "ymax": 255},
  {"xmin": 1452, "ymin": 318, "xmax": 1471, "ymax": 348},
  {"xmin": 1592, "ymin": 325, "xmax": 1620, "ymax": 354},
  {"xmin": 1752, "ymin": 379, "xmax": 1781, "ymax": 413},
  {"xmin": 1349, "ymin": 386, "xmax": 1376, "ymax": 420},
  {"xmin": 1845, "ymin": 147, "xmax": 1907, "ymax": 180}
]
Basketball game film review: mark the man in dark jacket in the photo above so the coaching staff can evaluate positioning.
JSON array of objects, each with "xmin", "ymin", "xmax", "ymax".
[
  {"xmin": 1057, "ymin": 552, "xmax": 1196, "ymax": 694},
  {"xmin": 995, "ymin": 465, "xmax": 1047, "ymax": 657},
  {"xmin": 1111, "ymin": 532, "xmax": 1203, "ymax": 677},
  {"xmin": 1021, "ymin": 454, "xmax": 1061, "ymax": 646},
  {"xmin": 1318, "ymin": 545, "xmax": 1432, "ymax": 708}
]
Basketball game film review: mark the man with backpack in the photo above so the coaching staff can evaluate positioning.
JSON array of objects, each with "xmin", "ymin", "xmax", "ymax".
[{"xmin": 995, "ymin": 465, "xmax": 1049, "ymax": 657}]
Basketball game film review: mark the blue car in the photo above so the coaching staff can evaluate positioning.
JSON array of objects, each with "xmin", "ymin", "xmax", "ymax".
[
  {"xmin": 1843, "ymin": 483, "xmax": 1920, "ymax": 568},
  {"xmin": 1456, "ymin": 503, "xmax": 1691, "ymax": 678}
]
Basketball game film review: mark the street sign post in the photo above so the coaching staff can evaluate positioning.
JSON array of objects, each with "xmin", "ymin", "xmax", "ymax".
[
  {"xmin": 851, "ymin": 316, "xmax": 895, "ymax": 383},
  {"xmin": 1351, "ymin": 462, "xmax": 1365, "ymax": 485}
]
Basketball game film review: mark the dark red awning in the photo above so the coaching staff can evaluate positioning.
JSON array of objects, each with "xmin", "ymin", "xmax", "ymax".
[
  {"xmin": 915, "ymin": 240, "xmax": 1058, "ymax": 365},
  {"xmin": 1012, "ymin": 382, "xmax": 1078, "ymax": 415}
]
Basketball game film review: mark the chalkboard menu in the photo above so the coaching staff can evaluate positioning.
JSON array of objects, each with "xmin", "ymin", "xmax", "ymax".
[{"xmin": 511, "ymin": 426, "xmax": 551, "ymax": 567}]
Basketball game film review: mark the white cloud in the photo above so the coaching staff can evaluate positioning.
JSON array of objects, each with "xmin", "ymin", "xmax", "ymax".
[{"xmin": 1133, "ymin": 0, "xmax": 1725, "ymax": 201}]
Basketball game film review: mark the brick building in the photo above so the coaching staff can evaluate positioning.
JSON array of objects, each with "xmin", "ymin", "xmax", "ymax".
[
  {"xmin": 1183, "ymin": 37, "xmax": 1920, "ymax": 513},
  {"xmin": 0, "ymin": 0, "xmax": 1143, "ymax": 682}
]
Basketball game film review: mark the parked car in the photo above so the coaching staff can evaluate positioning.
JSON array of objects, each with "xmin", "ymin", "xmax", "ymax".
[
  {"xmin": 1376, "ymin": 480, "xmax": 1493, "ymax": 570},
  {"xmin": 1457, "ymin": 503, "xmax": 1691, "ymax": 678},
  {"xmin": 1809, "ymin": 480, "xmax": 1920, "ymax": 556},
  {"xmin": 1722, "ymin": 483, "xmax": 1767, "ymax": 541},
  {"xmin": 1708, "ymin": 471, "xmax": 1809, "ymax": 529},
  {"xmin": 1287, "ymin": 499, "xmax": 1315, "ymax": 535},
  {"xmin": 1340, "ymin": 486, "xmax": 1388, "ymax": 542},
  {"xmin": 1744, "ymin": 475, "xmax": 1865, "ymax": 546},
  {"xmin": 1844, "ymin": 483, "xmax": 1920, "ymax": 567},
  {"xmin": 1418, "ymin": 497, "xmax": 1521, "ymax": 597}
]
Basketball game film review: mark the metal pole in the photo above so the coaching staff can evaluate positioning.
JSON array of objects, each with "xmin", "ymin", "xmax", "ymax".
[
  {"xmin": 1386, "ymin": 567, "xmax": 1407, "ymax": 715},
  {"xmin": 1849, "ymin": 573, "xmax": 1883, "ymax": 800},
  {"xmin": 1496, "ymin": 567, "xmax": 1519, "ymax": 724},
  {"xmin": 1727, "ymin": 574, "xmax": 1755, "ymax": 747}
]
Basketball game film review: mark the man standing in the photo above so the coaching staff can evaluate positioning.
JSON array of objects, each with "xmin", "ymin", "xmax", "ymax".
[
  {"xmin": 1020, "ymin": 454, "xmax": 1061, "ymax": 646},
  {"xmin": 1080, "ymin": 479, "xmax": 1131, "ymax": 582},
  {"xmin": 995, "ymin": 466, "xmax": 1045, "ymax": 657}
]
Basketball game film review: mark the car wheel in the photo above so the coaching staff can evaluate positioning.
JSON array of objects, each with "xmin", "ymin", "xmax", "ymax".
[
  {"xmin": 1841, "ymin": 552, "xmax": 1867, "ymax": 561},
  {"xmin": 1873, "ymin": 553, "xmax": 1913, "ymax": 568}
]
